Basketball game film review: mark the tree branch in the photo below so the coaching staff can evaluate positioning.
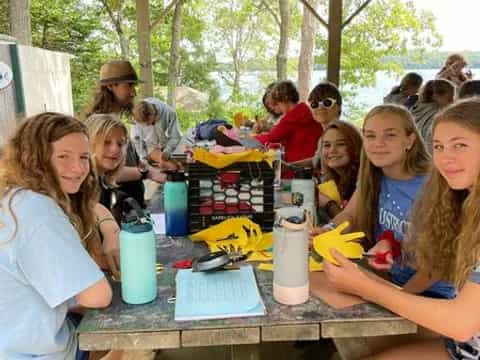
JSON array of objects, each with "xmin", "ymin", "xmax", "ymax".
[
  {"xmin": 298, "ymin": 0, "xmax": 328, "ymax": 29},
  {"xmin": 342, "ymin": 0, "xmax": 373, "ymax": 29},
  {"xmin": 150, "ymin": 0, "xmax": 182, "ymax": 32},
  {"xmin": 259, "ymin": 0, "xmax": 280, "ymax": 26}
]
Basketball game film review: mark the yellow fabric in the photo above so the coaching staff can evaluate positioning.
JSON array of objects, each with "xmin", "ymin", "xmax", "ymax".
[
  {"xmin": 257, "ymin": 263, "xmax": 274, "ymax": 271},
  {"xmin": 313, "ymin": 221, "xmax": 365, "ymax": 265},
  {"xmin": 246, "ymin": 251, "xmax": 273, "ymax": 262},
  {"xmin": 317, "ymin": 180, "xmax": 342, "ymax": 205},
  {"xmin": 192, "ymin": 147, "xmax": 274, "ymax": 169},
  {"xmin": 309, "ymin": 257, "xmax": 324, "ymax": 272},
  {"xmin": 257, "ymin": 257, "xmax": 324, "ymax": 272}
]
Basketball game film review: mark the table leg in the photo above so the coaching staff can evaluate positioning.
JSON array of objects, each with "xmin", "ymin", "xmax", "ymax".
[
  {"xmin": 333, "ymin": 337, "xmax": 372, "ymax": 360},
  {"xmin": 230, "ymin": 344, "xmax": 260, "ymax": 360}
]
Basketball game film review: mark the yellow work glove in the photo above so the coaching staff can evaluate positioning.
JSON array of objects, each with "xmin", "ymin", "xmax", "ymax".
[
  {"xmin": 313, "ymin": 221, "xmax": 365, "ymax": 265},
  {"xmin": 317, "ymin": 180, "xmax": 342, "ymax": 205},
  {"xmin": 190, "ymin": 217, "xmax": 262, "ymax": 252}
]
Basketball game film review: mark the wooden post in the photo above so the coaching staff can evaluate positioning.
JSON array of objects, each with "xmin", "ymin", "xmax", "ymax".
[
  {"xmin": 327, "ymin": 0, "xmax": 342, "ymax": 85},
  {"xmin": 136, "ymin": 0, "xmax": 154, "ymax": 97}
]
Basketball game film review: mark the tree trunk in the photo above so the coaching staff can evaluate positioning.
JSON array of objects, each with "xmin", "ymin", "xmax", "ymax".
[
  {"xmin": 136, "ymin": 0, "xmax": 154, "ymax": 97},
  {"xmin": 9, "ymin": 0, "xmax": 31, "ymax": 45},
  {"xmin": 276, "ymin": 0, "xmax": 289, "ymax": 80},
  {"xmin": 297, "ymin": 0, "xmax": 319, "ymax": 101},
  {"xmin": 167, "ymin": 0, "xmax": 183, "ymax": 107}
]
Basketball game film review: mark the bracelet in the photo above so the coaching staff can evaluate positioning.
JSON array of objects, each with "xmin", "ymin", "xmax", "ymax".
[
  {"xmin": 139, "ymin": 168, "xmax": 149, "ymax": 180},
  {"xmin": 97, "ymin": 217, "xmax": 116, "ymax": 228},
  {"xmin": 323, "ymin": 222, "xmax": 337, "ymax": 231}
]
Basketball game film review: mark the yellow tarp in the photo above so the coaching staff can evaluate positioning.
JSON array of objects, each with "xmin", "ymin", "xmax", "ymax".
[{"xmin": 192, "ymin": 147, "xmax": 274, "ymax": 169}]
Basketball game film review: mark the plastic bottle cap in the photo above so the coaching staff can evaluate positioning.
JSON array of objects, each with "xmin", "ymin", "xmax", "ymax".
[
  {"xmin": 293, "ymin": 167, "xmax": 313, "ymax": 179},
  {"xmin": 165, "ymin": 170, "xmax": 186, "ymax": 181}
]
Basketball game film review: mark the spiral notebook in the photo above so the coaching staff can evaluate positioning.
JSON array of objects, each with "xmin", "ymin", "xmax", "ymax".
[{"xmin": 174, "ymin": 265, "xmax": 266, "ymax": 321}]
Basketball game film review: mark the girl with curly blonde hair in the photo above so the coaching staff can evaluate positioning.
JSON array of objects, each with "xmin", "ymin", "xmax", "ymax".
[
  {"xmin": 313, "ymin": 104, "xmax": 454, "ymax": 299},
  {"xmin": 0, "ymin": 113, "xmax": 111, "ymax": 359},
  {"xmin": 323, "ymin": 98, "xmax": 480, "ymax": 359}
]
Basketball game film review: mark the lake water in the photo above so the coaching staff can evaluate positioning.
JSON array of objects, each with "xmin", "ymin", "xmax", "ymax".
[{"xmin": 215, "ymin": 68, "xmax": 480, "ymax": 118}]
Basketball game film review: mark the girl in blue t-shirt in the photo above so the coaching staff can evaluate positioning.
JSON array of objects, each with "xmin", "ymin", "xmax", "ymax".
[
  {"xmin": 0, "ymin": 113, "xmax": 112, "ymax": 359},
  {"xmin": 313, "ymin": 103, "xmax": 454, "ymax": 299},
  {"xmin": 324, "ymin": 98, "xmax": 480, "ymax": 360}
]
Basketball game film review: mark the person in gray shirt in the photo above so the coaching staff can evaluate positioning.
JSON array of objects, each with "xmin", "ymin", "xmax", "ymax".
[{"xmin": 132, "ymin": 98, "xmax": 182, "ymax": 165}]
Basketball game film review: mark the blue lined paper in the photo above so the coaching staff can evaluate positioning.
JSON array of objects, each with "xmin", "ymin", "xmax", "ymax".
[{"xmin": 174, "ymin": 265, "xmax": 266, "ymax": 321}]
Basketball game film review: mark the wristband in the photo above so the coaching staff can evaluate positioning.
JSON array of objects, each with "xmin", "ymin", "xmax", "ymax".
[
  {"xmin": 323, "ymin": 222, "xmax": 337, "ymax": 231},
  {"xmin": 139, "ymin": 167, "xmax": 149, "ymax": 180}
]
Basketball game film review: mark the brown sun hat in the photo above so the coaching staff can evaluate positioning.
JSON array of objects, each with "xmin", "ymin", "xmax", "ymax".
[{"xmin": 99, "ymin": 60, "xmax": 142, "ymax": 85}]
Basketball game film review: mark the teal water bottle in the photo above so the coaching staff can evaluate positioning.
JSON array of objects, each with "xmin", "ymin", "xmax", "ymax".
[
  {"xmin": 164, "ymin": 171, "xmax": 189, "ymax": 236},
  {"xmin": 119, "ymin": 198, "xmax": 157, "ymax": 304}
]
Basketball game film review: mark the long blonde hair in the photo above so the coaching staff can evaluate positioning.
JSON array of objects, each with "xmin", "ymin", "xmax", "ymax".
[
  {"xmin": 84, "ymin": 113, "xmax": 128, "ymax": 187},
  {"xmin": 407, "ymin": 98, "xmax": 480, "ymax": 287},
  {"xmin": 357, "ymin": 104, "xmax": 430, "ymax": 246},
  {"xmin": 0, "ymin": 113, "xmax": 100, "ymax": 253}
]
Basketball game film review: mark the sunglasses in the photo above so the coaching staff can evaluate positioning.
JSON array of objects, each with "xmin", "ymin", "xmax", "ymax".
[{"xmin": 309, "ymin": 97, "xmax": 337, "ymax": 109}]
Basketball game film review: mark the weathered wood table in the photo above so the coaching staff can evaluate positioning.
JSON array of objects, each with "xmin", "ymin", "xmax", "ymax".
[{"xmin": 78, "ymin": 232, "xmax": 416, "ymax": 360}]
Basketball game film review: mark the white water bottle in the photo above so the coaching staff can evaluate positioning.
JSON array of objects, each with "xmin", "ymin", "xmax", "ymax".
[{"xmin": 273, "ymin": 207, "xmax": 309, "ymax": 305}]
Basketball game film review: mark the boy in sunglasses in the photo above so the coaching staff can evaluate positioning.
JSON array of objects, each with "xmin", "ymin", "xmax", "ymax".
[{"xmin": 290, "ymin": 82, "xmax": 343, "ymax": 170}]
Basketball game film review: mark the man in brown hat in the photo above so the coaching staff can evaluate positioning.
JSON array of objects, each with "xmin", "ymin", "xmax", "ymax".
[
  {"xmin": 83, "ymin": 60, "xmax": 166, "ymax": 210},
  {"xmin": 85, "ymin": 60, "xmax": 139, "ymax": 116}
]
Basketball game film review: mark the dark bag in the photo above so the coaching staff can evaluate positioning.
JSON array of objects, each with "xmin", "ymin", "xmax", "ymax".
[{"xmin": 195, "ymin": 119, "xmax": 229, "ymax": 140}]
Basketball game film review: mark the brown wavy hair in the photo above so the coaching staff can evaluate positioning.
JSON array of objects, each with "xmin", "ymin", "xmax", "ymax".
[
  {"xmin": 356, "ymin": 104, "xmax": 430, "ymax": 247},
  {"xmin": 406, "ymin": 99, "xmax": 480, "ymax": 287},
  {"xmin": 270, "ymin": 80, "xmax": 300, "ymax": 104},
  {"xmin": 0, "ymin": 113, "xmax": 101, "ymax": 254},
  {"xmin": 82, "ymin": 85, "xmax": 133, "ymax": 119},
  {"xmin": 419, "ymin": 79, "xmax": 455, "ymax": 103},
  {"xmin": 321, "ymin": 121, "xmax": 362, "ymax": 201},
  {"xmin": 84, "ymin": 113, "xmax": 128, "ymax": 187},
  {"xmin": 132, "ymin": 100, "xmax": 157, "ymax": 124}
]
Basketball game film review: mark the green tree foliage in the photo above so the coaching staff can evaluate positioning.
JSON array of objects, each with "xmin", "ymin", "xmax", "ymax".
[
  {"xmin": 316, "ymin": 0, "xmax": 441, "ymax": 88},
  {"xmin": 29, "ymin": 0, "xmax": 111, "ymax": 113},
  {"xmin": 6, "ymin": 0, "xmax": 444, "ymax": 128}
]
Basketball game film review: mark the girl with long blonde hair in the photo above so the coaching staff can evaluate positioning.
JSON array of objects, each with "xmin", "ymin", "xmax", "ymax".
[
  {"xmin": 0, "ymin": 113, "xmax": 111, "ymax": 359},
  {"xmin": 324, "ymin": 98, "xmax": 480, "ymax": 359},
  {"xmin": 313, "ymin": 104, "xmax": 454, "ymax": 299},
  {"xmin": 84, "ymin": 113, "xmax": 130, "ymax": 279}
]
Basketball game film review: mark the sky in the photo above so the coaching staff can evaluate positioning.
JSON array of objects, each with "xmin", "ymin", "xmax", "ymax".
[{"xmin": 414, "ymin": 0, "xmax": 480, "ymax": 51}]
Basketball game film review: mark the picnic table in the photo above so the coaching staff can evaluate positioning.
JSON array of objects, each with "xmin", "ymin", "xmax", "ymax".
[{"xmin": 78, "ymin": 232, "xmax": 416, "ymax": 360}]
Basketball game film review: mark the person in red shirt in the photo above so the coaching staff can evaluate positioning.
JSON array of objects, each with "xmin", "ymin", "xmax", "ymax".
[{"xmin": 255, "ymin": 81, "xmax": 323, "ymax": 177}]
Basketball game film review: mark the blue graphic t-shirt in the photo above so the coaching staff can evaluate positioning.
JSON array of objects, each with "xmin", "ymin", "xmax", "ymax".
[{"xmin": 375, "ymin": 175, "xmax": 455, "ymax": 299}]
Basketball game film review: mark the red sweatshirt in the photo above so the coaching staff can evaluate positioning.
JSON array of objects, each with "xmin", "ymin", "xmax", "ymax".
[{"xmin": 256, "ymin": 102, "xmax": 323, "ymax": 163}]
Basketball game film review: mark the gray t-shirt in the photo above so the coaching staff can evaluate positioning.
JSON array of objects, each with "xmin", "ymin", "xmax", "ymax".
[
  {"xmin": 131, "ymin": 98, "xmax": 182, "ymax": 157},
  {"xmin": 0, "ymin": 190, "xmax": 104, "ymax": 359}
]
